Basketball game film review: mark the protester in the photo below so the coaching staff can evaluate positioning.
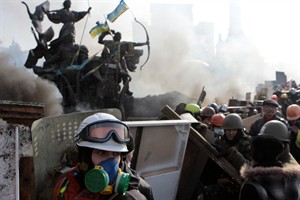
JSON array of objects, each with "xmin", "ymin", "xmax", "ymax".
[
  {"xmin": 286, "ymin": 104, "xmax": 300, "ymax": 163},
  {"xmin": 239, "ymin": 120, "xmax": 300, "ymax": 200},
  {"xmin": 200, "ymin": 107, "xmax": 216, "ymax": 126},
  {"xmin": 210, "ymin": 113, "xmax": 225, "ymax": 138},
  {"xmin": 202, "ymin": 113, "xmax": 251, "ymax": 200},
  {"xmin": 214, "ymin": 113, "xmax": 251, "ymax": 169},
  {"xmin": 278, "ymin": 93, "xmax": 292, "ymax": 118},
  {"xmin": 258, "ymin": 120, "xmax": 298, "ymax": 165},
  {"xmin": 52, "ymin": 112, "xmax": 153, "ymax": 200},
  {"xmin": 248, "ymin": 99, "xmax": 288, "ymax": 136}
]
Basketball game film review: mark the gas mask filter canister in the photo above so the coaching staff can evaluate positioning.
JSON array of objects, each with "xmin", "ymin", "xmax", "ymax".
[{"xmin": 84, "ymin": 157, "xmax": 131, "ymax": 195}]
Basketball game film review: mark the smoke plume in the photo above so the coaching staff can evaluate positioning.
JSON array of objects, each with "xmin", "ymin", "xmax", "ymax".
[{"xmin": 0, "ymin": 50, "xmax": 63, "ymax": 116}]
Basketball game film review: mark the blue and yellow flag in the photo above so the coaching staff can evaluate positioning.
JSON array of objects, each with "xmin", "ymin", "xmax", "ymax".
[
  {"xmin": 89, "ymin": 21, "xmax": 110, "ymax": 38},
  {"xmin": 107, "ymin": 0, "xmax": 129, "ymax": 23},
  {"xmin": 80, "ymin": 63, "xmax": 103, "ymax": 81},
  {"xmin": 63, "ymin": 51, "xmax": 100, "ymax": 72}
]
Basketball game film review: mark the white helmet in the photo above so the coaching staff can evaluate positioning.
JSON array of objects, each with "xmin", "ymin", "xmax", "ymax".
[{"xmin": 74, "ymin": 113, "xmax": 129, "ymax": 152}]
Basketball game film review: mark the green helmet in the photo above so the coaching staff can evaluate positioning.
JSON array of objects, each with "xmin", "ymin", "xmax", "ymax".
[
  {"xmin": 222, "ymin": 113, "xmax": 243, "ymax": 129},
  {"xmin": 184, "ymin": 103, "xmax": 201, "ymax": 115},
  {"xmin": 259, "ymin": 120, "xmax": 290, "ymax": 142}
]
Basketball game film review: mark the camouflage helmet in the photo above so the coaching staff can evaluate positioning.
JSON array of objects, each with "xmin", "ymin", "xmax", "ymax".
[
  {"xmin": 259, "ymin": 120, "xmax": 290, "ymax": 142},
  {"xmin": 222, "ymin": 113, "xmax": 243, "ymax": 130}
]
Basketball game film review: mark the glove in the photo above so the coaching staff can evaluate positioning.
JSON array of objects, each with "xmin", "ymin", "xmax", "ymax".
[{"xmin": 211, "ymin": 143, "xmax": 230, "ymax": 157}]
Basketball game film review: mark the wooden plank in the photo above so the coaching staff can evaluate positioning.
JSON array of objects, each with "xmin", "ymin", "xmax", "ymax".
[
  {"xmin": 243, "ymin": 113, "xmax": 260, "ymax": 132},
  {"xmin": 20, "ymin": 157, "xmax": 35, "ymax": 200},
  {"xmin": 0, "ymin": 101, "xmax": 44, "ymax": 126},
  {"xmin": 160, "ymin": 105, "xmax": 243, "ymax": 200}
]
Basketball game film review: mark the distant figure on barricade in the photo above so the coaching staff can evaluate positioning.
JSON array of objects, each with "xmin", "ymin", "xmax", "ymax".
[
  {"xmin": 98, "ymin": 30, "xmax": 148, "ymax": 95},
  {"xmin": 43, "ymin": 0, "xmax": 91, "ymax": 49}
]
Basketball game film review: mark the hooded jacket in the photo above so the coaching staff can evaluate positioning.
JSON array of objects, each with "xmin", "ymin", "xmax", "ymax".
[{"xmin": 239, "ymin": 163, "xmax": 300, "ymax": 200}]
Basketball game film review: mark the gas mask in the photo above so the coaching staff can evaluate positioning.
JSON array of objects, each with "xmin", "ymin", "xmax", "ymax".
[
  {"xmin": 213, "ymin": 127, "xmax": 224, "ymax": 137},
  {"xmin": 84, "ymin": 157, "xmax": 130, "ymax": 195}
]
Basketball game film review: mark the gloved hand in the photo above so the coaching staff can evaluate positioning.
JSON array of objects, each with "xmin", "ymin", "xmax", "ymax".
[{"xmin": 211, "ymin": 143, "xmax": 230, "ymax": 157}]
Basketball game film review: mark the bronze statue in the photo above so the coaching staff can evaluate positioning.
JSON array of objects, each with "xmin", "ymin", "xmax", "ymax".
[
  {"xmin": 22, "ymin": 1, "xmax": 145, "ymax": 118},
  {"xmin": 43, "ymin": 0, "xmax": 91, "ymax": 50}
]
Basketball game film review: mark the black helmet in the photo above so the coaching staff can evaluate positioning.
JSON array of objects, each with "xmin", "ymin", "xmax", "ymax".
[{"xmin": 209, "ymin": 103, "xmax": 219, "ymax": 114}]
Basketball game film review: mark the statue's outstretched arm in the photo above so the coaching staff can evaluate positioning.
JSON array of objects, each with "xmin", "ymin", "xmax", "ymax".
[{"xmin": 98, "ymin": 31, "xmax": 110, "ymax": 44}]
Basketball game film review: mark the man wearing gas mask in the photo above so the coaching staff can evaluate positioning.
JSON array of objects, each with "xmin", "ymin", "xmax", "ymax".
[{"xmin": 53, "ymin": 112, "xmax": 153, "ymax": 200}]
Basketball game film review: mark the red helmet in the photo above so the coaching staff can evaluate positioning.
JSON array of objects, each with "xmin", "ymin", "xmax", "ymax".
[
  {"xmin": 286, "ymin": 104, "xmax": 300, "ymax": 121},
  {"xmin": 210, "ymin": 113, "xmax": 225, "ymax": 127}
]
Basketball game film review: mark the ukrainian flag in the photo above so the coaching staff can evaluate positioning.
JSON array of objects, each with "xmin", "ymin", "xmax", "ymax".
[
  {"xmin": 107, "ymin": 0, "xmax": 129, "ymax": 23},
  {"xmin": 89, "ymin": 21, "xmax": 110, "ymax": 38}
]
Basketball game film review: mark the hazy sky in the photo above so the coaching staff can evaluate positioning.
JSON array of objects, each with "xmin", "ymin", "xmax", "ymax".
[{"xmin": 0, "ymin": 0, "xmax": 299, "ymax": 101}]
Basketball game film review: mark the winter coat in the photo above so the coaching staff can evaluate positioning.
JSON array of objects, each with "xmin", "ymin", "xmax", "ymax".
[
  {"xmin": 239, "ymin": 163, "xmax": 300, "ymax": 200},
  {"xmin": 214, "ymin": 130, "xmax": 252, "ymax": 170},
  {"xmin": 289, "ymin": 121, "xmax": 300, "ymax": 163},
  {"xmin": 248, "ymin": 115, "xmax": 288, "ymax": 137}
]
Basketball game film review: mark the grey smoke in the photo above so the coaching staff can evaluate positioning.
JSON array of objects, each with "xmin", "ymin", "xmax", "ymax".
[{"xmin": 0, "ymin": 50, "xmax": 63, "ymax": 116}]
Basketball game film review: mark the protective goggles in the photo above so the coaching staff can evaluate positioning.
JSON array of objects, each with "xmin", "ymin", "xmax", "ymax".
[{"xmin": 76, "ymin": 120, "xmax": 130, "ymax": 144}]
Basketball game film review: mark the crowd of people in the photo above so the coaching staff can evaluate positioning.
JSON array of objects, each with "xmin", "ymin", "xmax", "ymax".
[
  {"xmin": 23, "ymin": 1, "xmax": 300, "ymax": 199},
  {"xmin": 48, "ymin": 87, "xmax": 300, "ymax": 200},
  {"xmin": 174, "ymin": 87, "xmax": 300, "ymax": 200}
]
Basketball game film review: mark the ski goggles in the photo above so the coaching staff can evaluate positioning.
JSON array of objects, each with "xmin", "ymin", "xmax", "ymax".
[{"xmin": 77, "ymin": 120, "xmax": 130, "ymax": 144}]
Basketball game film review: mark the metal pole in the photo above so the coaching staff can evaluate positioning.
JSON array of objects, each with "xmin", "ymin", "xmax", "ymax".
[{"xmin": 15, "ymin": 126, "xmax": 20, "ymax": 200}]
